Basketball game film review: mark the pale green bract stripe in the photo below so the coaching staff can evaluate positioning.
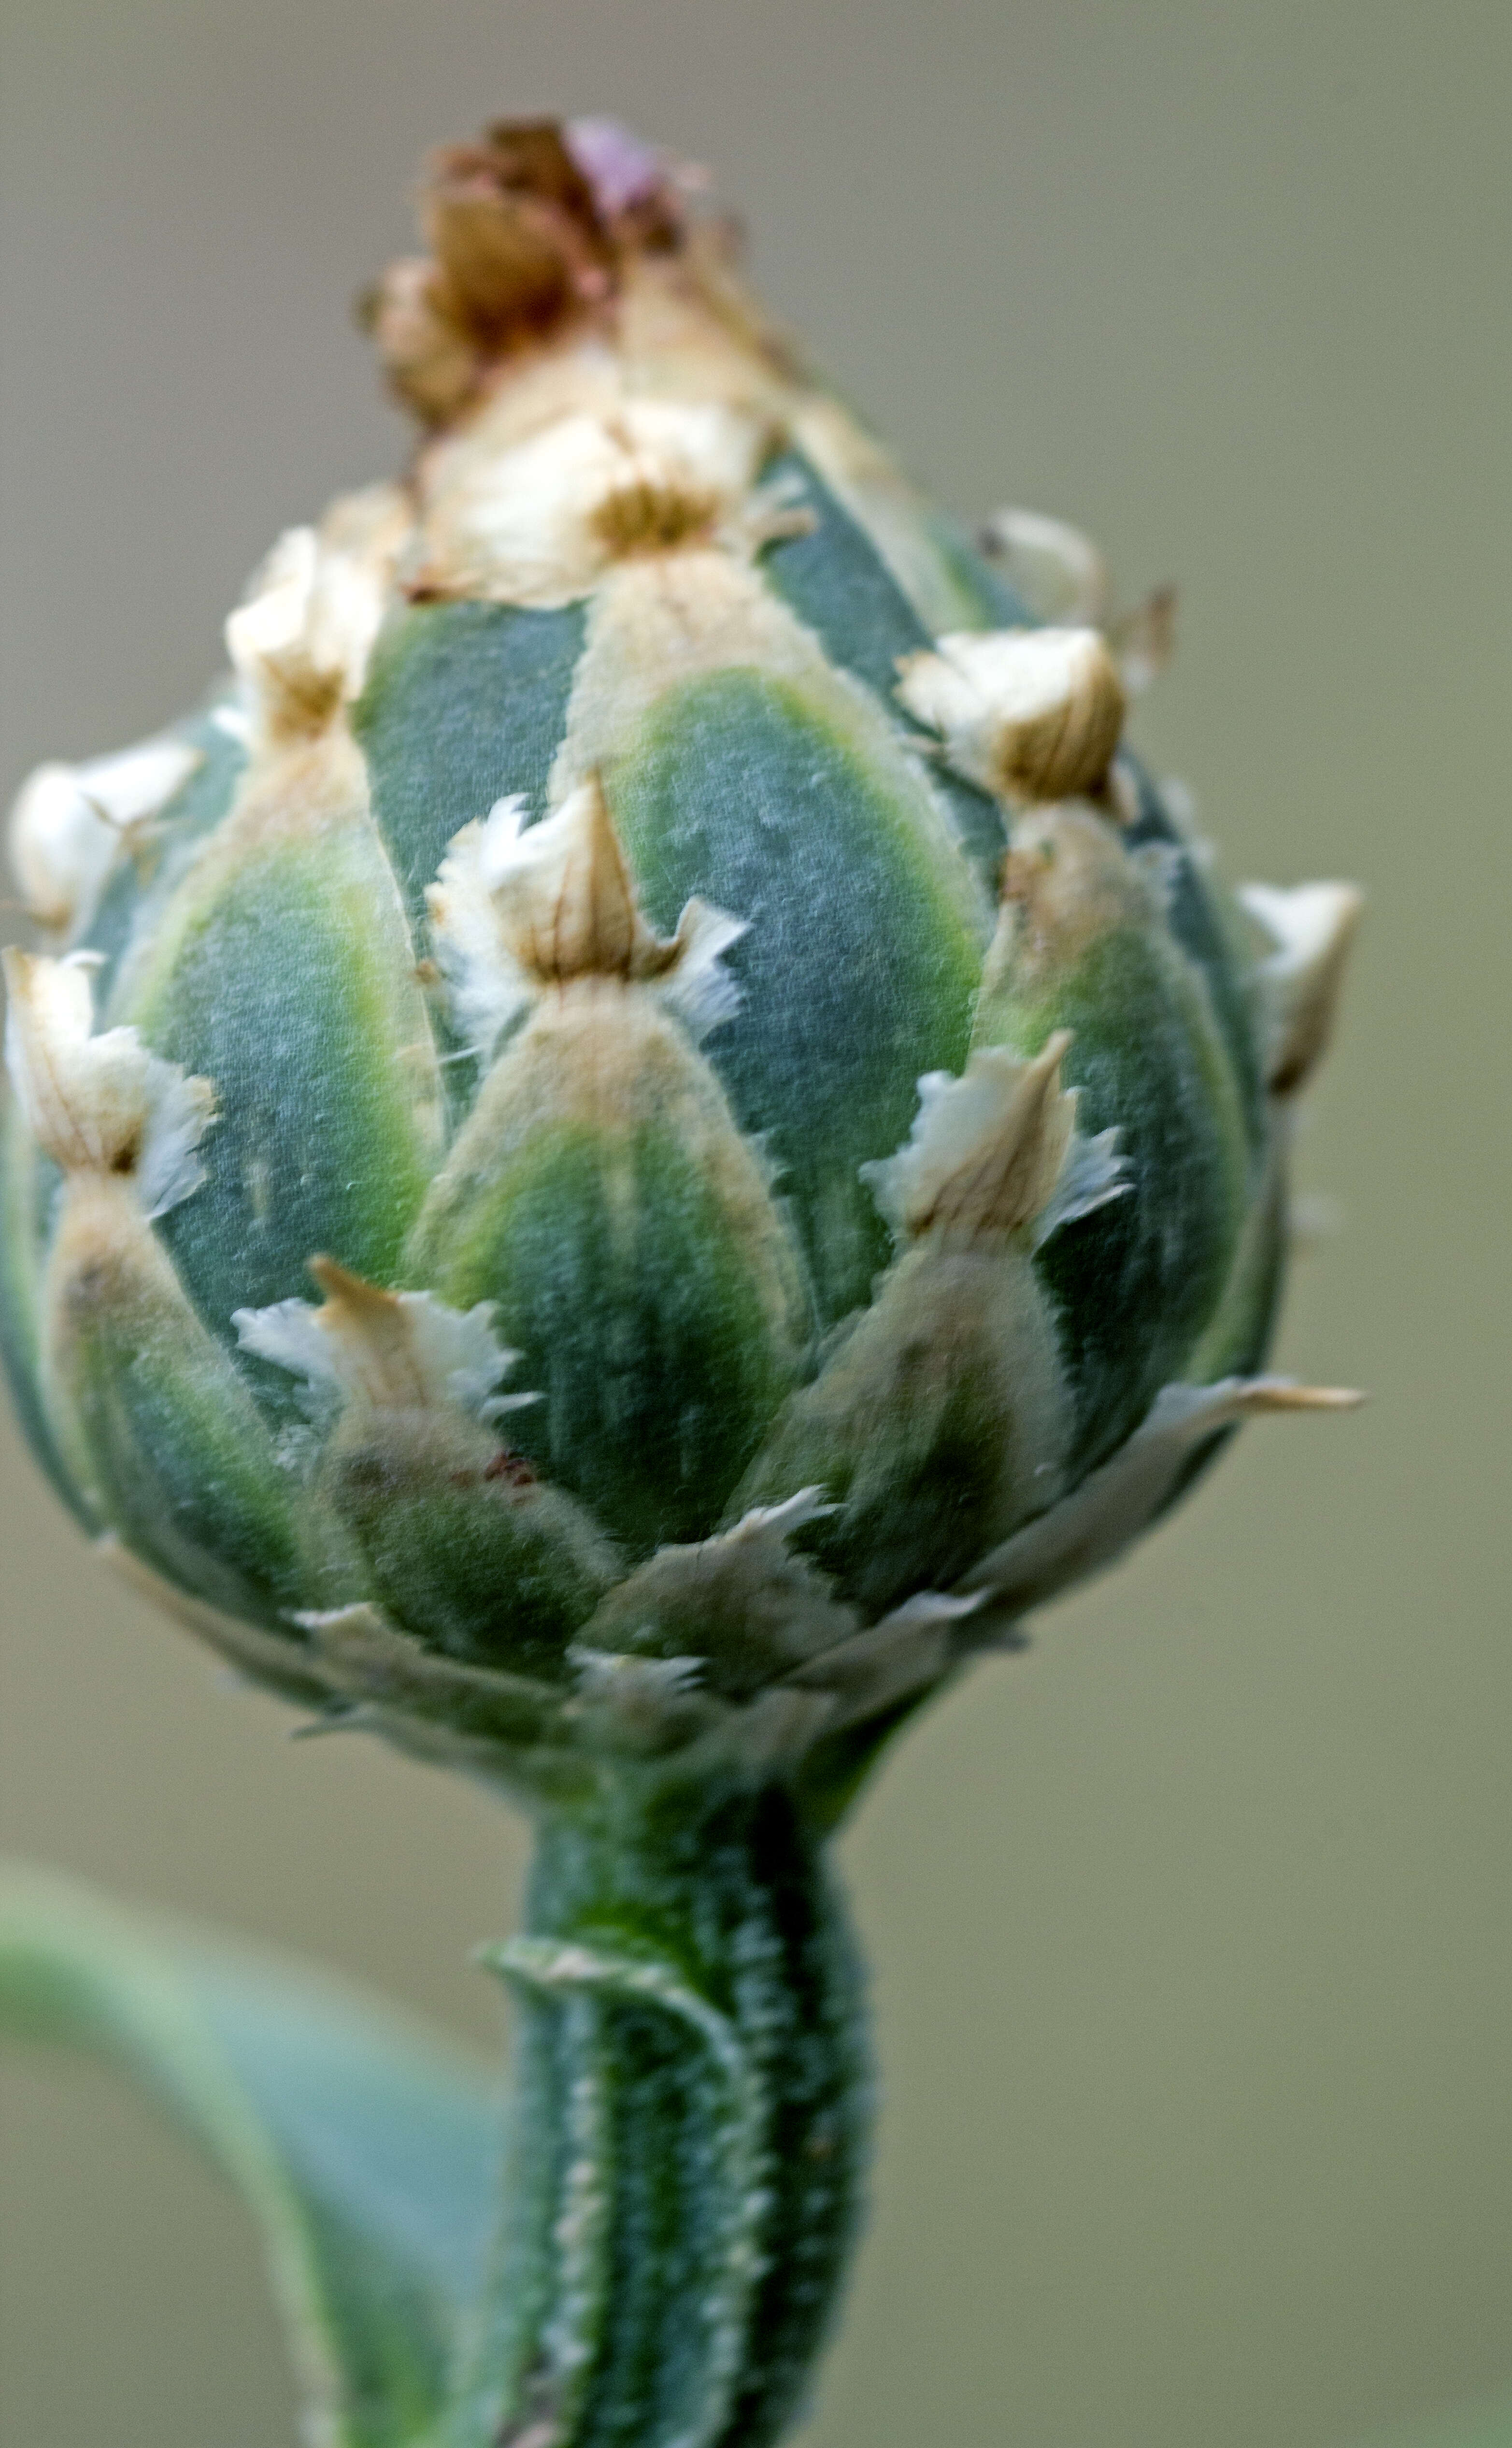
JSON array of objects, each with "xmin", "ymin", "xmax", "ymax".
[{"xmin": 121, "ymin": 730, "xmax": 445, "ymax": 1409}]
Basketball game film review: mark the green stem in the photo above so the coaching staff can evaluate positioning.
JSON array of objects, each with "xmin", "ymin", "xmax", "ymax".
[{"xmin": 461, "ymin": 1776, "xmax": 871, "ymax": 2448}]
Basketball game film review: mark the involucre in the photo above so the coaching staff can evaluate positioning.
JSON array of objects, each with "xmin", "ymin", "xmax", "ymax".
[{"xmin": 0, "ymin": 118, "xmax": 1361, "ymax": 2448}]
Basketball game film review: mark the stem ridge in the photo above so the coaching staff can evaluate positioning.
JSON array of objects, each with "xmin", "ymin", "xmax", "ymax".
[
  {"xmin": 462, "ymin": 1781, "xmax": 870, "ymax": 2448},
  {"xmin": 493, "ymin": 1935, "xmax": 770, "ymax": 2448}
]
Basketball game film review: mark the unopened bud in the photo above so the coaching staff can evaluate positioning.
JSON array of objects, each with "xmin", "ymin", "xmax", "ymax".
[{"xmin": 0, "ymin": 116, "xmax": 1362, "ymax": 1798}]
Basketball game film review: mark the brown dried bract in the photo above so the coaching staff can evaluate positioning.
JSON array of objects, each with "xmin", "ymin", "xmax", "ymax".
[
  {"xmin": 515, "ymin": 776, "xmax": 683, "ymax": 990},
  {"xmin": 422, "ymin": 128, "xmax": 612, "ymax": 346},
  {"xmin": 368, "ymin": 117, "xmax": 691, "ymax": 428},
  {"xmin": 361, "ymin": 257, "xmax": 483, "ymax": 427}
]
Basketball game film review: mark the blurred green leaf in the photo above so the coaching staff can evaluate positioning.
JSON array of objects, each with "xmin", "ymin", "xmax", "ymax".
[{"xmin": 0, "ymin": 1863, "xmax": 504, "ymax": 2448}]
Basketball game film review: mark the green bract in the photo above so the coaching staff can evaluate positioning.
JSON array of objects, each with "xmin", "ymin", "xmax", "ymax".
[{"xmin": 1, "ymin": 117, "xmax": 1363, "ymax": 2448}]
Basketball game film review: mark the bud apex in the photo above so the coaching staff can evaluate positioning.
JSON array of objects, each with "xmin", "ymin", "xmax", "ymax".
[
  {"xmin": 565, "ymin": 117, "xmax": 673, "ymax": 221},
  {"xmin": 369, "ymin": 116, "xmax": 687, "ymax": 428},
  {"xmin": 421, "ymin": 128, "xmax": 610, "ymax": 348}
]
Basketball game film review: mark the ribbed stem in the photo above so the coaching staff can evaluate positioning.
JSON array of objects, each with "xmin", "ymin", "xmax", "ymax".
[{"xmin": 461, "ymin": 1777, "xmax": 871, "ymax": 2448}]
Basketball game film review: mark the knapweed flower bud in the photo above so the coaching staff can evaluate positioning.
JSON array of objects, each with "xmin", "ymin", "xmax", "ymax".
[{"xmin": 1, "ymin": 117, "xmax": 1362, "ymax": 1807}]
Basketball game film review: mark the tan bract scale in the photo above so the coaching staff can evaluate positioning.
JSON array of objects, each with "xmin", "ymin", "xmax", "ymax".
[
  {"xmin": 8, "ymin": 736, "xmax": 203, "ymax": 934},
  {"xmin": 1239, "ymin": 880, "xmax": 1365, "ymax": 1097},
  {"xmin": 868, "ymin": 1033, "xmax": 1076, "ymax": 1243},
  {"xmin": 567, "ymin": 1520, "xmax": 992, "ymax": 1766},
  {"xmin": 379, "ymin": 166, "xmax": 797, "ymax": 442},
  {"xmin": 227, "ymin": 506, "xmax": 407, "ymax": 747},
  {"xmin": 295, "ymin": 1600, "xmax": 570, "ymax": 1737},
  {"xmin": 583, "ymin": 1489, "xmax": 860, "ymax": 1688},
  {"xmin": 491, "ymin": 777, "xmax": 670, "ymax": 985},
  {"xmin": 977, "ymin": 513, "xmax": 1174, "ymax": 700},
  {"xmin": 960, "ymin": 1376, "xmax": 1365, "ymax": 1628},
  {"xmin": 786, "ymin": 1587, "xmax": 985, "ymax": 1726},
  {"xmin": 234, "ymin": 1258, "xmax": 528, "ymax": 1421},
  {"xmin": 591, "ymin": 475, "xmax": 723, "ymax": 558},
  {"xmin": 413, "ymin": 340, "xmax": 631, "ymax": 479},
  {"xmin": 410, "ymin": 398, "xmax": 775, "ymax": 607},
  {"xmin": 370, "ymin": 120, "xmax": 620, "ymax": 424},
  {"xmin": 1227, "ymin": 1380, "xmax": 1364, "ymax": 1412},
  {"xmin": 566, "ymin": 1652, "xmax": 711, "ymax": 1769},
  {"xmin": 316, "ymin": 480, "xmax": 415, "ymax": 568},
  {"xmin": 986, "ymin": 802, "xmax": 1156, "ymax": 994},
  {"xmin": 428, "ymin": 780, "xmax": 746, "ymax": 1058},
  {"xmin": 896, "ymin": 626, "xmax": 1127, "ymax": 806},
  {"xmin": 565, "ymin": 1656, "xmax": 730, "ymax": 1765},
  {"xmin": 2, "ymin": 950, "xmax": 215, "ymax": 1211}
]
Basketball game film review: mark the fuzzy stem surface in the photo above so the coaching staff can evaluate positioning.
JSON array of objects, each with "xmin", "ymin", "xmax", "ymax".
[{"xmin": 461, "ymin": 1775, "xmax": 871, "ymax": 2448}]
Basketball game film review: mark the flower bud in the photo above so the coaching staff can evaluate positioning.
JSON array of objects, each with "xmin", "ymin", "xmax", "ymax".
[{"xmin": 1, "ymin": 119, "xmax": 1361, "ymax": 1804}]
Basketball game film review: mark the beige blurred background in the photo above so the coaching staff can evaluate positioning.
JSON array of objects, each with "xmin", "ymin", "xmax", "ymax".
[{"xmin": 0, "ymin": 3, "xmax": 1507, "ymax": 2443}]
